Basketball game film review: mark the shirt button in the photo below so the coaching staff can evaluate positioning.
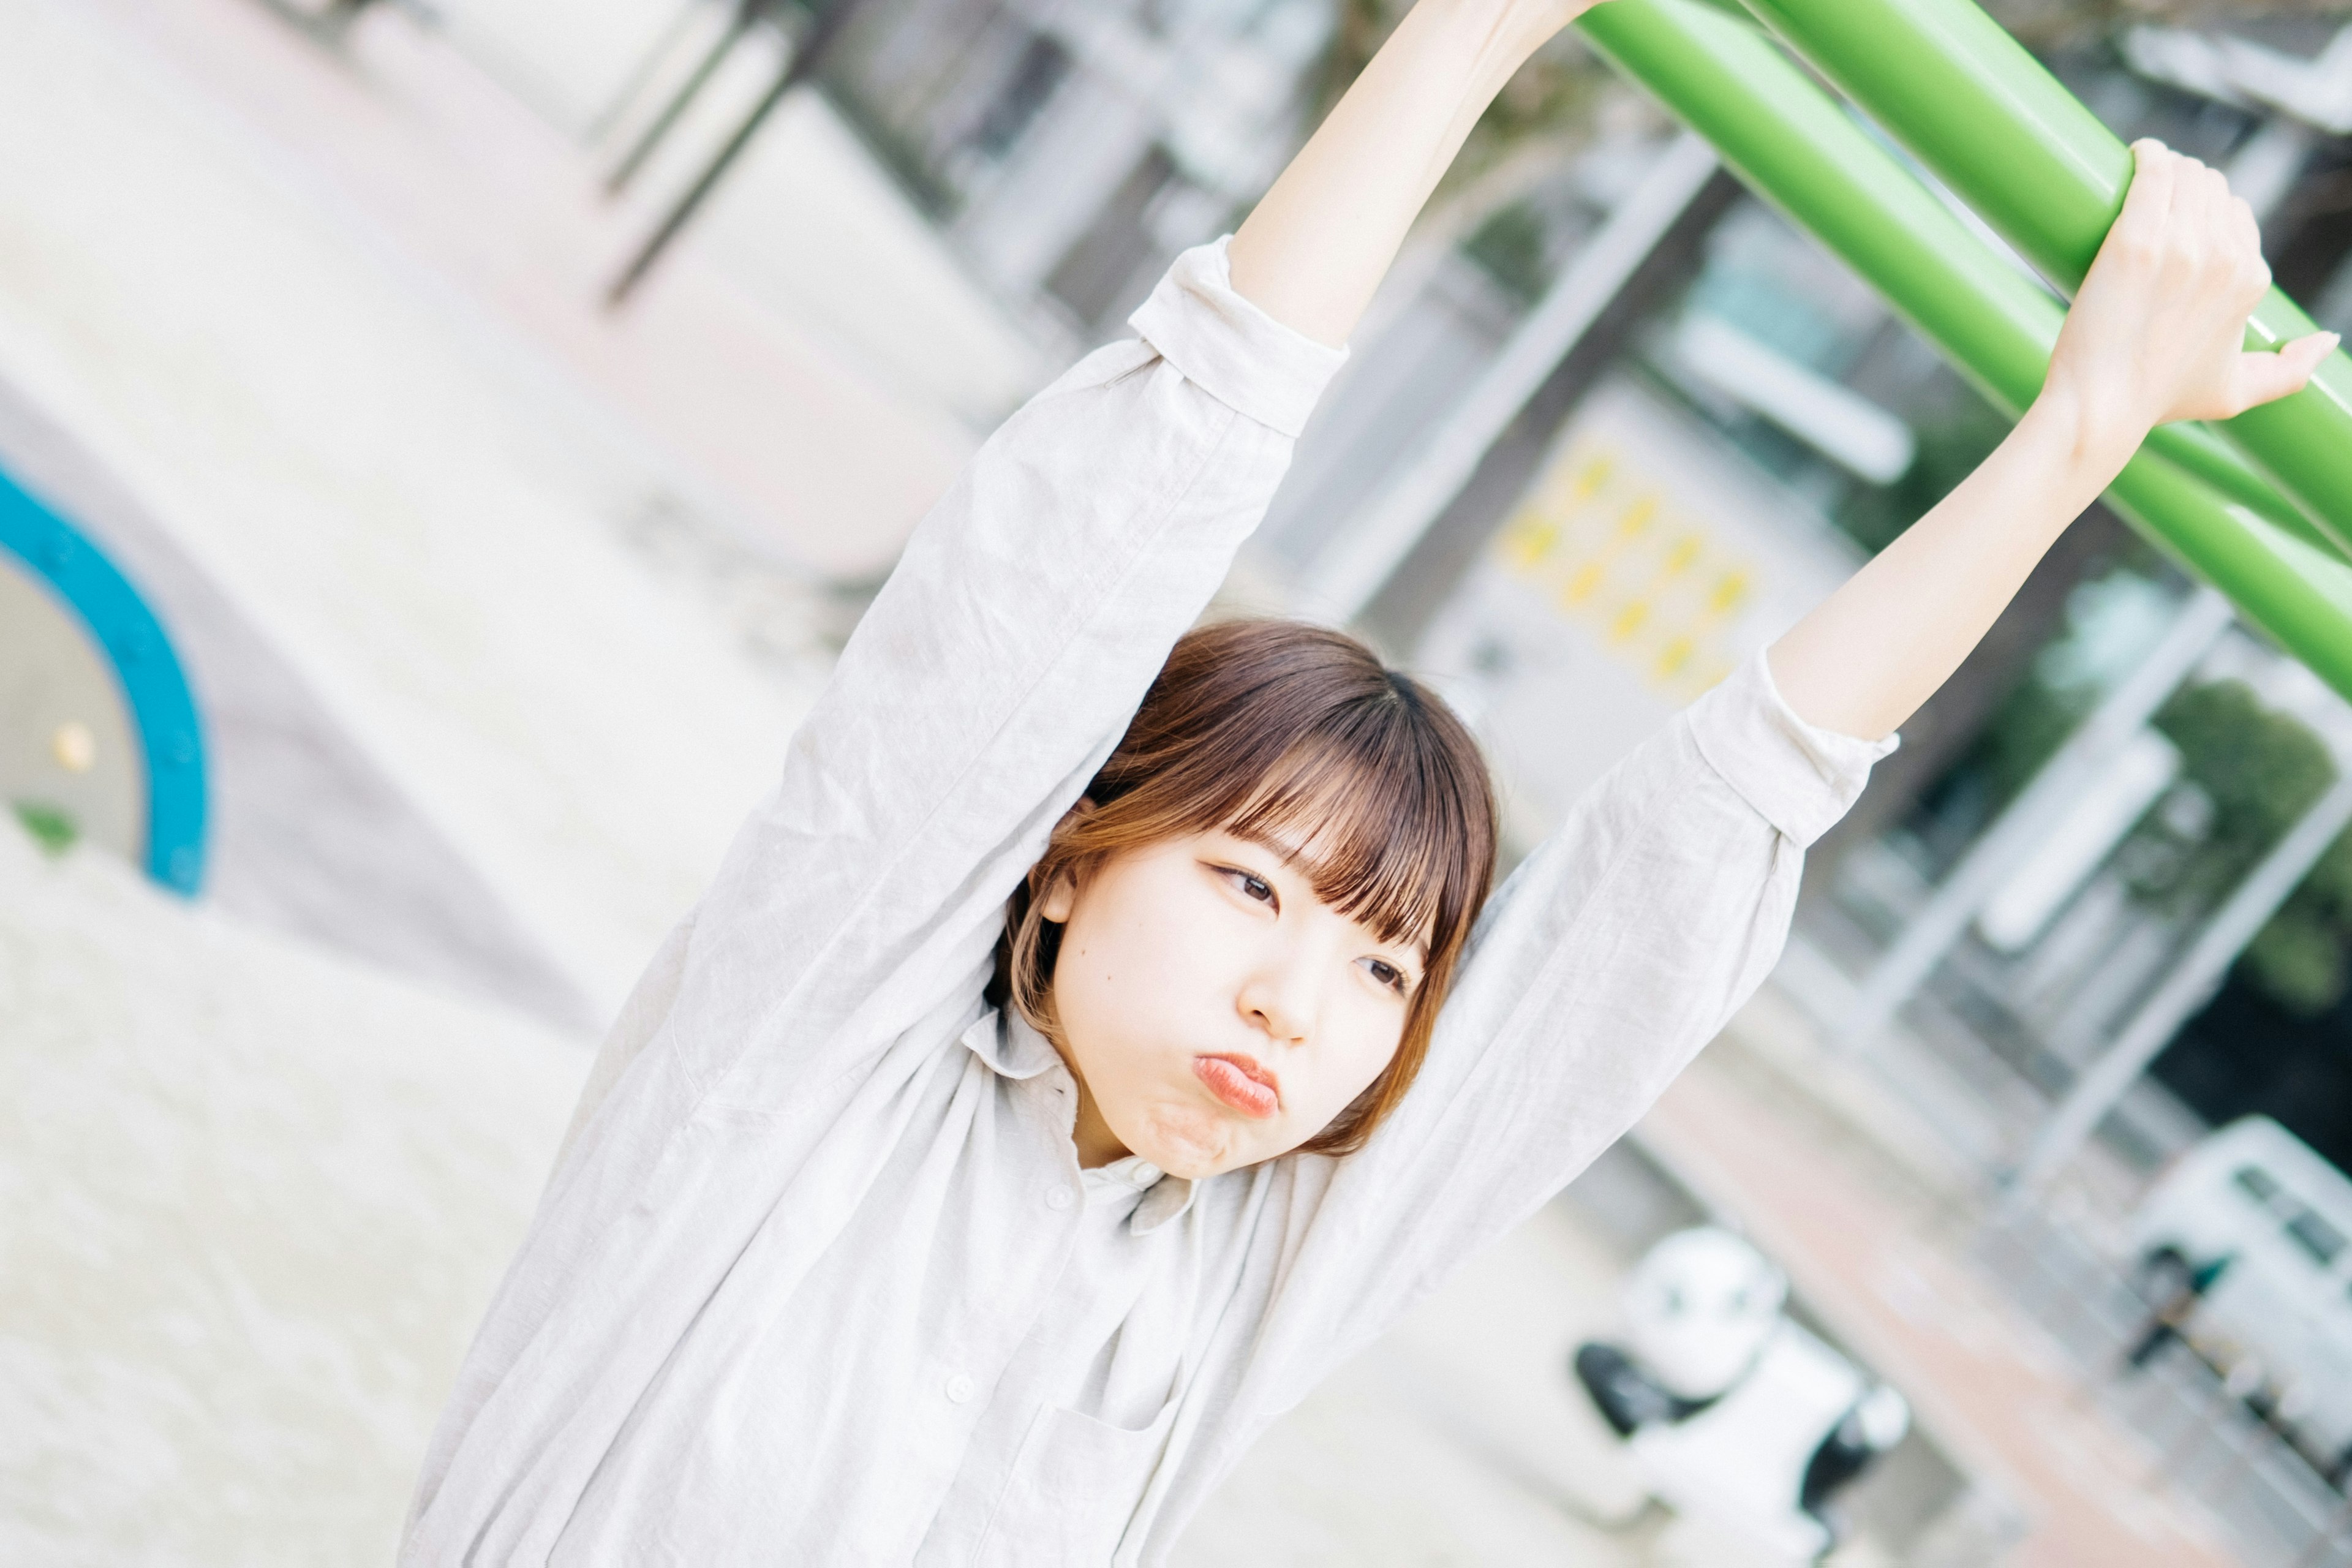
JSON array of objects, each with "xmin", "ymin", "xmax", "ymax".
[
  {"xmin": 1046, "ymin": 1185, "xmax": 1075, "ymax": 1212},
  {"xmin": 944, "ymin": 1373, "xmax": 975, "ymax": 1404}
]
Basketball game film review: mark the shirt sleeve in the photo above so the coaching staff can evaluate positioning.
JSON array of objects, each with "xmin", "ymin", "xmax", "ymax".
[
  {"xmin": 633, "ymin": 239, "xmax": 1348, "ymax": 1112},
  {"xmin": 1244, "ymin": 650, "xmax": 1894, "ymax": 1403}
]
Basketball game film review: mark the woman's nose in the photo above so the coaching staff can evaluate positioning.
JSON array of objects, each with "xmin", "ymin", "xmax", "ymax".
[{"xmin": 1239, "ymin": 959, "xmax": 1317, "ymax": 1045}]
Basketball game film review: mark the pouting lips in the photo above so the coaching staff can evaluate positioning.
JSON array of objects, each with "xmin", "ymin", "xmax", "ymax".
[{"xmin": 1193, "ymin": 1054, "xmax": 1280, "ymax": 1118}]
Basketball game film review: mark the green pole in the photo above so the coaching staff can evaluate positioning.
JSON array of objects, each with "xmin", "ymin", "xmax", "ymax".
[
  {"xmin": 1577, "ymin": 0, "xmax": 2352, "ymax": 696},
  {"xmin": 1724, "ymin": 0, "xmax": 2352, "ymax": 551}
]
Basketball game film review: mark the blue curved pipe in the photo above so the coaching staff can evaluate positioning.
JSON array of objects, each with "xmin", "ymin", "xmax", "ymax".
[{"xmin": 0, "ymin": 468, "xmax": 207, "ymax": 895}]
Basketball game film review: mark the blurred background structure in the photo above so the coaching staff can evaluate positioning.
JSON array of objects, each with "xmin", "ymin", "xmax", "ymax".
[{"xmin": 7, "ymin": 0, "xmax": 2352, "ymax": 1562}]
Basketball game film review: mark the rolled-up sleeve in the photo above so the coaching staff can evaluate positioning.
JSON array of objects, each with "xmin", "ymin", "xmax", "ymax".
[
  {"xmin": 1243, "ymin": 650, "xmax": 1894, "ymax": 1400},
  {"xmin": 1126, "ymin": 244, "xmax": 1340, "ymax": 440},
  {"xmin": 617, "ymin": 239, "xmax": 1348, "ymax": 1114},
  {"xmin": 1690, "ymin": 653, "xmax": 1893, "ymax": 848}
]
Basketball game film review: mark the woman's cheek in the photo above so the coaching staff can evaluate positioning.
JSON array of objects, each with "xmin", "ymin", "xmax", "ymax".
[{"xmin": 1340, "ymin": 996, "xmax": 1408, "ymax": 1081}]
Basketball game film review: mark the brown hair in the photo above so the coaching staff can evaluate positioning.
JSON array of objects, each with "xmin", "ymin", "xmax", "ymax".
[{"xmin": 990, "ymin": 619, "xmax": 1498, "ymax": 1156}]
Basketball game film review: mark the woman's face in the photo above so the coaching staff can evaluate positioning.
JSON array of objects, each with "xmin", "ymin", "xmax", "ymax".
[{"xmin": 1039, "ymin": 825, "xmax": 1425, "ymax": 1178}]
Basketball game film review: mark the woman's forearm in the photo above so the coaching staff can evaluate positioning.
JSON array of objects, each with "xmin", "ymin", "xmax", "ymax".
[
  {"xmin": 1766, "ymin": 395, "xmax": 2127, "ymax": 742},
  {"xmin": 1228, "ymin": 0, "xmax": 1579, "ymax": 348},
  {"xmin": 1767, "ymin": 141, "xmax": 2334, "ymax": 744}
]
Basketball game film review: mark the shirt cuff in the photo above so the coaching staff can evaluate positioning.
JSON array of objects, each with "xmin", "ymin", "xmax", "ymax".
[
  {"xmin": 1126, "ymin": 236, "xmax": 1349, "ymax": 440},
  {"xmin": 1687, "ymin": 650, "xmax": 1899, "ymax": 849}
]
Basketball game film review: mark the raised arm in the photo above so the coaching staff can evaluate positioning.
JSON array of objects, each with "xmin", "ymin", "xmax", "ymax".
[
  {"xmin": 1769, "ymin": 140, "xmax": 2340, "ymax": 742},
  {"xmin": 563, "ymin": 3, "xmax": 1612, "ymax": 1128},
  {"xmin": 1228, "ymin": 0, "xmax": 1591, "ymax": 346}
]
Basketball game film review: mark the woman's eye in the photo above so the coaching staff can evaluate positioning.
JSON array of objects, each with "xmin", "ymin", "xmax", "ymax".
[
  {"xmin": 1224, "ymin": 869, "xmax": 1275, "ymax": 905},
  {"xmin": 1364, "ymin": 959, "xmax": 1408, "ymax": 993}
]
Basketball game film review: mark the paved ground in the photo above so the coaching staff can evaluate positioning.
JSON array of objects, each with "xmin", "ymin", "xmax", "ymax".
[
  {"xmin": 0, "ymin": 821, "xmax": 588, "ymax": 1568},
  {"xmin": 1655, "ymin": 989, "xmax": 2248, "ymax": 1568}
]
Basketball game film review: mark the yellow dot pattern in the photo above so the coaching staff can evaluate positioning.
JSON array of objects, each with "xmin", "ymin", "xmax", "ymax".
[{"xmin": 1491, "ymin": 437, "xmax": 1755, "ymax": 701}]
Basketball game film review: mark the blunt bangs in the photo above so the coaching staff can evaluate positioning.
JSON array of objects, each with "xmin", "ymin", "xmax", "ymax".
[{"xmin": 1223, "ymin": 693, "xmax": 1482, "ymax": 957}]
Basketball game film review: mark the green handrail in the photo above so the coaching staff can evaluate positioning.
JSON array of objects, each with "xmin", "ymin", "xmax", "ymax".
[
  {"xmin": 1578, "ymin": 0, "xmax": 2352, "ymax": 696},
  {"xmin": 1727, "ymin": 0, "xmax": 2352, "ymax": 552}
]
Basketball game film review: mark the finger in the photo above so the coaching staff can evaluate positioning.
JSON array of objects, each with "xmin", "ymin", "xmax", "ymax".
[
  {"xmin": 2285, "ymin": 330, "xmax": 2342, "ymax": 375},
  {"xmin": 2229, "ymin": 190, "xmax": 2260, "ymax": 247},
  {"xmin": 2195, "ymin": 161, "xmax": 2271, "ymax": 306},
  {"xmin": 2225, "ymin": 194, "xmax": 2264, "ymax": 279},
  {"xmin": 2116, "ymin": 138, "xmax": 2177, "ymax": 255},
  {"xmin": 2226, "ymin": 333, "xmax": 2342, "ymax": 413},
  {"xmin": 2163, "ymin": 160, "xmax": 2212, "ymax": 275},
  {"xmin": 2194, "ymin": 161, "xmax": 2236, "ymax": 255},
  {"xmin": 2179, "ymin": 157, "xmax": 2231, "ymax": 268},
  {"xmin": 2187, "ymin": 159, "xmax": 2226, "ymax": 227},
  {"xmin": 2229, "ymin": 194, "xmax": 2274, "ymax": 306}
]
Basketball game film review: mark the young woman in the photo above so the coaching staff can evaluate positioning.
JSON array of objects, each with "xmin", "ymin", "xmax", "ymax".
[{"xmin": 403, "ymin": 1, "xmax": 2337, "ymax": 1561}]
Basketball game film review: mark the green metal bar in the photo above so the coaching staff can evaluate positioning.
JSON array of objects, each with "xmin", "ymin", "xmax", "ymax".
[
  {"xmin": 2152, "ymin": 422, "xmax": 2339, "ymax": 555},
  {"xmin": 1578, "ymin": 0, "xmax": 2352, "ymax": 697},
  {"xmin": 1725, "ymin": 0, "xmax": 2352, "ymax": 551},
  {"xmin": 2113, "ymin": 454, "xmax": 2352, "ymax": 693}
]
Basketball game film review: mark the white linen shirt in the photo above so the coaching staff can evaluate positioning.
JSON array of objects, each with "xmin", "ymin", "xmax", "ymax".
[{"xmin": 401, "ymin": 239, "xmax": 1894, "ymax": 1566}]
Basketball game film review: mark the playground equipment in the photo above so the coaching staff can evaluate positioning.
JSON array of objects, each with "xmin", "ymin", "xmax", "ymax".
[
  {"xmin": 0, "ymin": 467, "xmax": 206, "ymax": 894},
  {"xmin": 1572, "ymin": 1227, "xmax": 1912, "ymax": 1561},
  {"xmin": 1577, "ymin": 0, "xmax": 2352, "ymax": 697}
]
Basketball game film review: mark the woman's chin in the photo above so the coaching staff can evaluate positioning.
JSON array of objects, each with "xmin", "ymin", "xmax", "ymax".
[{"xmin": 1125, "ymin": 1099, "xmax": 1245, "ymax": 1179}]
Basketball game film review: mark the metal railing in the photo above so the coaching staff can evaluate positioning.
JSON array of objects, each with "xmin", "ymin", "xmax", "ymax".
[
  {"xmin": 1980, "ymin": 1204, "xmax": 2352, "ymax": 1566},
  {"xmin": 1577, "ymin": 0, "xmax": 2352, "ymax": 699}
]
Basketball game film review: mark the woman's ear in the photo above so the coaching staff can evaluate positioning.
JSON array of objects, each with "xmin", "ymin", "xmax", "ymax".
[
  {"xmin": 1038, "ymin": 866, "xmax": 1078, "ymax": 924},
  {"xmin": 1036, "ymin": 796, "xmax": 1096, "ymax": 924}
]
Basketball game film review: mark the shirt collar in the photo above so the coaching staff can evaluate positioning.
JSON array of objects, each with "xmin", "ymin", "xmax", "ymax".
[
  {"xmin": 963, "ymin": 1008, "xmax": 1061, "ymax": 1079},
  {"xmin": 966, "ymin": 1011, "xmax": 1199, "ymax": 1233},
  {"xmin": 1130, "ymin": 1174, "xmax": 1197, "ymax": 1233}
]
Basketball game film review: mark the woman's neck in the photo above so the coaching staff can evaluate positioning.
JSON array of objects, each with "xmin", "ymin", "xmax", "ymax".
[
  {"xmin": 1069, "ymin": 1082, "xmax": 1131, "ymax": 1169},
  {"xmin": 1044, "ymin": 1036, "xmax": 1131, "ymax": 1168}
]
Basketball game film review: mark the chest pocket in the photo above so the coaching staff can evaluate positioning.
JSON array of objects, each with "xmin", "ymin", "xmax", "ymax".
[{"xmin": 976, "ymin": 1399, "xmax": 1180, "ymax": 1566}]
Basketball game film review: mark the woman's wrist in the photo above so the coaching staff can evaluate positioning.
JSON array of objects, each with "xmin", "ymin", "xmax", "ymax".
[
  {"xmin": 2020, "ymin": 375, "xmax": 2147, "ymax": 491},
  {"xmin": 1420, "ymin": 0, "xmax": 1586, "ymax": 92}
]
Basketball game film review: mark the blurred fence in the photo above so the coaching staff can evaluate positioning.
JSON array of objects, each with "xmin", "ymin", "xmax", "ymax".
[{"xmin": 1981, "ymin": 1205, "xmax": 2352, "ymax": 1567}]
